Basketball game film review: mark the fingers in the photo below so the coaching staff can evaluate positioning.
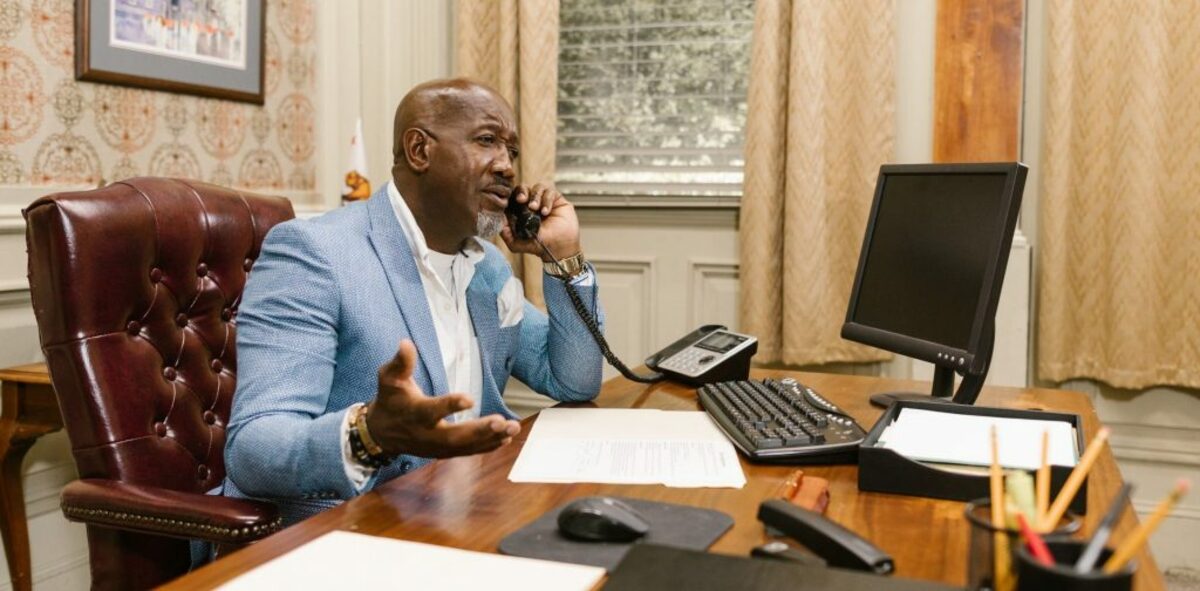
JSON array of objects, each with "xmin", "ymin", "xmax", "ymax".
[
  {"xmin": 512, "ymin": 184, "xmax": 535, "ymax": 211},
  {"xmin": 438, "ymin": 416, "xmax": 522, "ymax": 455},
  {"xmin": 411, "ymin": 393, "xmax": 474, "ymax": 428},
  {"xmin": 527, "ymin": 185, "xmax": 546, "ymax": 214},
  {"xmin": 536, "ymin": 186, "xmax": 558, "ymax": 216},
  {"xmin": 492, "ymin": 416, "xmax": 521, "ymax": 437},
  {"xmin": 513, "ymin": 183, "xmax": 559, "ymax": 217},
  {"xmin": 378, "ymin": 339, "xmax": 417, "ymax": 387}
]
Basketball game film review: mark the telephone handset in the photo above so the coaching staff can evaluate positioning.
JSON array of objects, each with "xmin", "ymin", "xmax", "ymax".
[
  {"xmin": 505, "ymin": 193, "xmax": 757, "ymax": 386},
  {"xmin": 505, "ymin": 193, "xmax": 541, "ymax": 241}
]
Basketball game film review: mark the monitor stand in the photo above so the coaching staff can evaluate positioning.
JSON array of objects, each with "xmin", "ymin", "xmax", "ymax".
[
  {"xmin": 868, "ymin": 366, "xmax": 962, "ymax": 408},
  {"xmin": 868, "ymin": 320, "xmax": 994, "ymax": 409}
]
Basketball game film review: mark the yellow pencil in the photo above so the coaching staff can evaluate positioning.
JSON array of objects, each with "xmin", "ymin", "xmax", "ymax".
[
  {"xmin": 1102, "ymin": 479, "xmax": 1190, "ymax": 574},
  {"xmin": 1040, "ymin": 427, "xmax": 1110, "ymax": 531},
  {"xmin": 1036, "ymin": 429, "xmax": 1050, "ymax": 531},
  {"xmin": 990, "ymin": 426, "xmax": 1013, "ymax": 591}
]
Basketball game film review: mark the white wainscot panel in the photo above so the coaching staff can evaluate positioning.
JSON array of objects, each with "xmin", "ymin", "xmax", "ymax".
[
  {"xmin": 1107, "ymin": 423, "xmax": 1200, "ymax": 571},
  {"xmin": 688, "ymin": 260, "xmax": 739, "ymax": 330},
  {"xmin": 1068, "ymin": 382, "xmax": 1200, "ymax": 571},
  {"xmin": 0, "ymin": 431, "xmax": 89, "ymax": 591},
  {"xmin": 589, "ymin": 257, "xmax": 655, "ymax": 381}
]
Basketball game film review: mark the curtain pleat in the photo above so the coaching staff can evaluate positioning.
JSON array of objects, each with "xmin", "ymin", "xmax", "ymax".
[
  {"xmin": 456, "ymin": 0, "xmax": 560, "ymax": 307},
  {"xmin": 1038, "ymin": 0, "xmax": 1200, "ymax": 389},
  {"xmin": 740, "ymin": 0, "xmax": 896, "ymax": 365}
]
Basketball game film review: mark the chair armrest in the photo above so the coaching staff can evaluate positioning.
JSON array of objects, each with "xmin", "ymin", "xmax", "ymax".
[{"xmin": 61, "ymin": 479, "xmax": 282, "ymax": 544}]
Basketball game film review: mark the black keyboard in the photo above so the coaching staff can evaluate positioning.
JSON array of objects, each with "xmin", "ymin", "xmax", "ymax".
[{"xmin": 698, "ymin": 378, "xmax": 866, "ymax": 463}]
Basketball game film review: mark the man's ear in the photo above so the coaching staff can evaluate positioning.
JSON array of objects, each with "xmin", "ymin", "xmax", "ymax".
[{"xmin": 403, "ymin": 128, "xmax": 431, "ymax": 173}]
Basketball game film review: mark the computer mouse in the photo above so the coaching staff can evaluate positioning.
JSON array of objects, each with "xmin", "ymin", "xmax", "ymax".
[{"xmin": 556, "ymin": 496, "xmax": 650, "ymax": 543}]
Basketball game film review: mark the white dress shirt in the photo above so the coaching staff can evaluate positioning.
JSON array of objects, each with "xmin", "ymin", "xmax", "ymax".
[{"xmin": 392, "ymin": 193, "xmax": 490, "ymax": 420}]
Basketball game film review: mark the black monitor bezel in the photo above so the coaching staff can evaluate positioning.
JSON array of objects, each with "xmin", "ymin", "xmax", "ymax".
[{"xmin": 841, "ymin": 162, "xmax": 1027, "ymax": 376}]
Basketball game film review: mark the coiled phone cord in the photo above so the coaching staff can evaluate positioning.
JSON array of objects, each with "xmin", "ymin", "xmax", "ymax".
[{"xmin": 535, "ymin": 237, "xmax": 665, "ymax": 384}]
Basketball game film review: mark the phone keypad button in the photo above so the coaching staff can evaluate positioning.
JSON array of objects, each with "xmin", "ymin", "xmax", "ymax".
[{"xmin": 659, "ymin": 347, "xmax": 723, "ymax": 376}]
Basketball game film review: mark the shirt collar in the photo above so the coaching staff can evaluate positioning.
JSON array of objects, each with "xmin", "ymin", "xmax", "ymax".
[{"xmin": 387, "ymin": 181, "xmax": 485, "ymax": 266}]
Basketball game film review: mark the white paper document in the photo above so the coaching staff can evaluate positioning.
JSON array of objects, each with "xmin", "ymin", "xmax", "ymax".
[
  {"xmin": 508, "ymin": 408, "xmax": 746, "ymax": 488},
  {"xmin": 876, "ymin": 408, "xmax": 1079, "ymax": 471},
  {"xmin": 218, "ymin": 531, "xmax": 605, "ymax": 591}
]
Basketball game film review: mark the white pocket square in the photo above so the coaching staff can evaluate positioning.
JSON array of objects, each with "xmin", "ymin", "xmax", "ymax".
[{"xmin": 497, "ymin": 276, "xmax": 525, "ymax": 328}]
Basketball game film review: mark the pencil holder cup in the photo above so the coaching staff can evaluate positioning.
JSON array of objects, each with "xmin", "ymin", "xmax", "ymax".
[
  {"xmin": 1014, "ymin": 540, "xmax": 1134, "ymax": 591},
  {"xmin": 964, "ymin": 498, "xmax": 1081, "ymax": 591}
]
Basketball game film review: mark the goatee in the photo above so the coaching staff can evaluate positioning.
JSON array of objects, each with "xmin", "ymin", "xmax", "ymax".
[{"xmin": 476, "ymin": 210, "xmax": 505, "ymax": 239}]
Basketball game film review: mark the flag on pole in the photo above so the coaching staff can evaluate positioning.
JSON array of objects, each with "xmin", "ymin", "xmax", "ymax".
[{"xmin": 343, "ymin": 117, "xmax": 371, "ymax": 202}]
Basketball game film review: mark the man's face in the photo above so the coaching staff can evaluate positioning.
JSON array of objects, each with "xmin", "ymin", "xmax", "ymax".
[{"xmin": 423, "ymin": 90, "xmax": 519, "ymax": 243}]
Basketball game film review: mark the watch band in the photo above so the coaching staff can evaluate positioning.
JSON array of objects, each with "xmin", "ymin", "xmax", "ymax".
[{"xmin": 544, "ymin": 252, "xmax": 587, "ymax": 279}]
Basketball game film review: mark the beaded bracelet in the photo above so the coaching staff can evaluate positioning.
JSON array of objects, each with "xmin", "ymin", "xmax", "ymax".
[{"xmin": 348, "ymin": 405, "xmax": 392, "ymax": 469}]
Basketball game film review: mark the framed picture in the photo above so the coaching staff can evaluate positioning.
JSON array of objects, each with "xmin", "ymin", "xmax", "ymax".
[{"xmin": 76, "ymin": 0, "xmax": 266, "ymax": 104}]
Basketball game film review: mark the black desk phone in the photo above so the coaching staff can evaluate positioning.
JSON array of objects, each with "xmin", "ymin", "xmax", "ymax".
[
  {"xmin": 506, "ymin": 198, "xmax": 758, "ymax": 385},
  {"xmin": 645, "ymin": 324, "xmax": 758, "ymax": 386}
]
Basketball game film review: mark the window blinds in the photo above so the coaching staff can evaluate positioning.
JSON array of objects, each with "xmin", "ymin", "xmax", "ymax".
[{"xmin": 556, "ymin": 0, "xmax": 754, "ymax": 197}]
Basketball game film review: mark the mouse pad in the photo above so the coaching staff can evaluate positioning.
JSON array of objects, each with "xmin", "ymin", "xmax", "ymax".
[{"xmin": 497, "ymin": 496, "xmax": 733, "ymax": 572}]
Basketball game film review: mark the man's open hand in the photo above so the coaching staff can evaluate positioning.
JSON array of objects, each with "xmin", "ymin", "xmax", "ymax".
[{"xmin": 364, "ymin": 340, "xmax": 521, "ymax": 459}]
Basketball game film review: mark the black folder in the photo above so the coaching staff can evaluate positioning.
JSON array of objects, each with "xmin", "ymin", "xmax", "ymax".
[{"xmin": 602, "ymin": 544, "xmax": 962, "ymax": 590}]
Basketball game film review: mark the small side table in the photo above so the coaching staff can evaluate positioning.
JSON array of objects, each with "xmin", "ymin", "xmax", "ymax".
[{"xmin": 0, "ymin": 363, "xmax": 59, "ymax": 591}]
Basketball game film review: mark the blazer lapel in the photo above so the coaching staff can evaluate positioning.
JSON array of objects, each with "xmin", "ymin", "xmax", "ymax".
[
  {"xmin": 466, "ymin": 282, "xmax": 508, "ymax": 418},
  {"xmin": 366, "ymin": 188, "xmax": 449, "ymax": 396}
]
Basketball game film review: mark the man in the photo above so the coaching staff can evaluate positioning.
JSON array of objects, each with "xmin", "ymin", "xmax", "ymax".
[{"xmin": 224, "ymin": 78, "xmax": 604, "ymax": 525}]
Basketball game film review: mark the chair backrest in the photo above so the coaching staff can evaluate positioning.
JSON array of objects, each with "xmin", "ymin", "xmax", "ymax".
[{"xmin": 25, "ymin": 178, "xmax": 294, "ymax": 492}]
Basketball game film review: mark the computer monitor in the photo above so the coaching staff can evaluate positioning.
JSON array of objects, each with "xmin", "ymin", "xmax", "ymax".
[{"xmin": 841, "ymin": 162, "xmax": 1027, "ymax": 406}]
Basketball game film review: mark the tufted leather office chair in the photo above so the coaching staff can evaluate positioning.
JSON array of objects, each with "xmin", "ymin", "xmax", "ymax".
[{"xmin": 24, "ymin": 178, "xmax": 295, "ymax": 589}]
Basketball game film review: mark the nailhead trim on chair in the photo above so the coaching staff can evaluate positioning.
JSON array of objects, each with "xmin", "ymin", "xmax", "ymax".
[{"xmin": 61, "ymin": 504, "xmax": 283, "ymax": 542}]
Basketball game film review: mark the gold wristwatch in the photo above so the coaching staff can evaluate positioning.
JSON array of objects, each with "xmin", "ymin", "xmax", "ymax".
[{"xmin": 544, "ymin": 252, "xmax": 587, "ymax": 279}]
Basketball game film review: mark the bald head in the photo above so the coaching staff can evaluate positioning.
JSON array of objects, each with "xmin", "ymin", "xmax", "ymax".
[
  {"xmin": 392, "ymin": 78, "xmax": 511, "ymax": 166},
  {"xmin": 387, "ymin": 77, "xmax": 520, "ymax": 254}
]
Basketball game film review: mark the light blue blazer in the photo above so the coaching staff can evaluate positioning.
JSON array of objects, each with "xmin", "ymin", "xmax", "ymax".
[{"xmin": 223, "ymin": 186, "xmax": 604, "ymax": 525}]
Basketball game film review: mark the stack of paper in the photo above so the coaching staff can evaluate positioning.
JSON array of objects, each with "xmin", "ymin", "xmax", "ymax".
[
  {"xmin": 508, "ymin": 408, "xmax": 746, "ymax": 488},
  {"xmin": 876, "ymin": 408, "xmax": 1079, "ymax": 470},
  {"xmin": 218, "ymin": 531, "xmax": 605, "ymax": 590}
]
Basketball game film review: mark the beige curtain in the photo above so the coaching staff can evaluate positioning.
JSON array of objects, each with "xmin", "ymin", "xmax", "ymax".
[
  {"xmin": 740, "ymin": 0, "xmax": 896, "ymax": 365},
  {"xmin": 456, "ymin": 0, "xmax": 559, "ymax": 307},
  {"xmin": 1038, "ymin": 0, "xmax": 1200, "ymax": 389}
]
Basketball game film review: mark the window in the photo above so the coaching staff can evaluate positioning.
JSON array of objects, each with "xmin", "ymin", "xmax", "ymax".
[{"xmin": 557, "ymin": 0, "xmax": 754, "ymax": 200}]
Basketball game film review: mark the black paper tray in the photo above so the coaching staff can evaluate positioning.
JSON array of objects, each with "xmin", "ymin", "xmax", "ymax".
[{"xmin": 857, "ymin": 400, "xmax": 1089, "ymax": 514}]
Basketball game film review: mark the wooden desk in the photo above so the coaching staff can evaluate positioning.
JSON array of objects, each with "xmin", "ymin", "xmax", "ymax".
[
  {"xmin": 165, "ymin": 371, "xmax": 1164, "ymax": 590},
  {"xmin": 0, "ymin": 363, "xmax": 60, "ymax": 591}
]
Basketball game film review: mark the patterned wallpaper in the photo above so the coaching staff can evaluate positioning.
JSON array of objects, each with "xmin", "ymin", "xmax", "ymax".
[{"xmin": 0, "ymin": 0, "xmax": 317, "ymax": 191}]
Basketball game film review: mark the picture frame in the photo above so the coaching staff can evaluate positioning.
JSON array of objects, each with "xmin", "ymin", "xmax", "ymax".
[{"xmin": 76, "ymin": 0, "xmax": 266, "ymax": 104}]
